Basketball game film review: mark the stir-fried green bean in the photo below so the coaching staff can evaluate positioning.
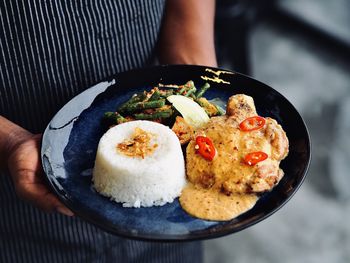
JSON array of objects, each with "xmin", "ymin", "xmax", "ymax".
[
  {"xmin": 184, "ymin": 87, "xmax": 197, "ymax": 97},
  {"xmin": 149, "ymin": 89, "xmax": 161, "ymax": 101},
  {"xmin": 196, "ymin": 83, "xmax": 210, "ymax": 98},
  {"xmin": 196, "ymin": 97, "xmax": 222, "ymax": 117},
  {"xmin": 177, "ymin": 86, "xmax": 187, "ymax": 95},
  {"xmin": 159, "ymin": 89, "xmax": 174, "ymax": 97},
  {"xmin": 123, "ymin": 99, "xmax": 165, "ymax": 113},
  {"xmin": 118, "ymin": 92, "xmax": 147, "ymax": 112},
  {"xmin": 215, "ymin": 105, "xmax": 226, "ymax": 116},
  {"xmin": 103, "ymin": 111, "xmax": 126, "ymax": 124},
  {"xmin": 134, "ymin": 109, "xmax": 173, "ymax": 120}
]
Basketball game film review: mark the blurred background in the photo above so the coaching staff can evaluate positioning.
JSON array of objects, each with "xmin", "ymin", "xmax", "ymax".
[{"xmin": 204, "ymin": 0, "xmax": 350, "ymax": 262}]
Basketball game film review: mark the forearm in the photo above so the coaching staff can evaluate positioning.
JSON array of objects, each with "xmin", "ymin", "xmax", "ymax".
[
  {"xmin": 0, "ymin": 115, "xmax": 32, "ymax": 170},
  {"xmin": 158, "ymin": 0, "xmax": 217, "ymax": 67}
]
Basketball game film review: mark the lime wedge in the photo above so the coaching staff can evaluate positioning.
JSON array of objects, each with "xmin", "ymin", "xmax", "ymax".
[{"xmin": 167, "ymin": 95, "xmax": 209, "ymax": 128}]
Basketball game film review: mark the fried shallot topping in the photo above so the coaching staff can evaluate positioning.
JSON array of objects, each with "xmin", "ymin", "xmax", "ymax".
[{"xmin": 117, "ymin": 127, "xmax": 158, "ymax": 158}]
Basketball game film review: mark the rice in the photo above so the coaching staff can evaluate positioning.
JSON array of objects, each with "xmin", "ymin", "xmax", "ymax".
[{"xmin": 92, "ymin": 120, "xmax": 186, "ymax": 208}]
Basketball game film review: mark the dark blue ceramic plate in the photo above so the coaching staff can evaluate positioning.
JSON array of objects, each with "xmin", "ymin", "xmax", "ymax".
[{"xmin": 41, "ymin": 65, "xmax": 311, "ymax": 241}]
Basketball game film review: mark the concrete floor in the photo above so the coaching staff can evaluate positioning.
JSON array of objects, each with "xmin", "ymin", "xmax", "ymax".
[{"xmin": 204, "ymin": 3, "xmax": 350, "ymax": 263}]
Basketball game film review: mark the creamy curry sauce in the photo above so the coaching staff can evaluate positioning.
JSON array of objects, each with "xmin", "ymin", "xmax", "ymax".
[
  {"xmin": 180, "ymin": 115, "xmax": 278, "ymax": 221},
  {"xmin": 180, "ymin": 183, "xmax": 258, "ymax": 221}
]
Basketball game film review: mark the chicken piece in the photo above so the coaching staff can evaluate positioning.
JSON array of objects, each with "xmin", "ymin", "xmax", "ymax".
[
  {"xmin": 171, "ymin": 116, "xmax": 194, "ymax": 145},
  {"xmin": 265, "ymin": 117, "xmax": 289, "ymax": 160},
  {"xmin": 186, "ymin": 94, "xmax": 289, "ymax": 196},
  {"xmin": 221, "ymin": 159, "xmax": 284, "ymax": 194},
  {"xmin": 250, "ymin": 162, "xmax": 284, "ymax": 192},
  {"xmin": 226, "ymin": 94, "xmax": 257, "ymax": 122}
]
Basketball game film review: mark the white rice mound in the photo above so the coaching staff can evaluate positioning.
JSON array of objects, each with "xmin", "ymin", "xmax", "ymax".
[{"xmin": 92, "ymin": 120, "xmax": 186, "ymax": 208}]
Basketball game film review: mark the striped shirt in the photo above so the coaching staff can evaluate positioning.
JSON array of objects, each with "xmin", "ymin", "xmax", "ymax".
[{"xmin": 0, "ymin": 1, "xmax": 203, "ymax": 262}]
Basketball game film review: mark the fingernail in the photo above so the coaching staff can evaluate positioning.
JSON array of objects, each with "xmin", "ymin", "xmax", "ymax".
[{"xmin": 57, "ymin": 206, "xmax": 74, "ymax": 217}]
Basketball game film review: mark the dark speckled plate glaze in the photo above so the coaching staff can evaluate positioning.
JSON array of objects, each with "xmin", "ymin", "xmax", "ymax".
[{"xmin": 41, "ymin": 65, "xmax": 311, "ymax": 241}]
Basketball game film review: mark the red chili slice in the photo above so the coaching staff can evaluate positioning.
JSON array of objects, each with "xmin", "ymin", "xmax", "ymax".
[
  {"xmin": 244, "ymin": 151, "xmax": 268, "ymax": 165},
  {"xmin": 239, "ymin": 116, "xmax": 266, "ymax": 131},
  {"xmin": 195, "ymin": 136, "xmax": 216, "ymax": 161}
]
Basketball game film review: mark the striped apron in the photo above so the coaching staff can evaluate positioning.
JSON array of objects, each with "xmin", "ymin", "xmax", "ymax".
[{"xmin": 0, "ymin": 1, "xmax": 203, "ymax": 262}]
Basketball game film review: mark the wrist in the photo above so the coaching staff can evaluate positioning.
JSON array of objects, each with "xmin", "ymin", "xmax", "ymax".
[{"xmin": 159, "ymin": 46, "xmax": 218, "ymax": 67}]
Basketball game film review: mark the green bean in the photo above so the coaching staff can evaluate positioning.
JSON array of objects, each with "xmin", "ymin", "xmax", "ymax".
[
  {"xmin": 196, "ymin": 83, "xmax": 210, "ymax": 98},
  {"xmin": 158, "ymin": 89, "xmax": 174, "ymax": 98},
  {"xmin": 118, "ymin": 92, "xmax": 147, "ymax": 112},
  {"xmin": 196, "ymin": 98, "xmax": 207, "ymax": 108},
  {"xmin": 184, "ymin": 87, "xmax": 197, "ymax": 97},
  {"xmin": 196, "ymin": 97, "xmax": 221, "ymax": 116},
  {"xmin": 215, "ymin": 105, "xmax": 226, "ymax": 116},
  {"xmin": 177, "ymin": 86, "xmax": 187, "ymax": 95},
  {"xmin": 149, "ymin": 89, "xmax": 161, "ymax": 101},
  {"xmin": 134, "ymin": 109, "xmax": 173, "ymax": 120},
  {"xmin": 103, "ymin": 112, "xmax": 117, "ymax": 122},
  {"xmin": 185, "ymin": 80, "xmax": 195, "ymax": 88},
  {"xmin": 103, "ymin": 111, "xmax": 126, "ymax": 124},
  {"xmin": 123, "ymin": 99, "xmax": 165, "ymax": 113}
]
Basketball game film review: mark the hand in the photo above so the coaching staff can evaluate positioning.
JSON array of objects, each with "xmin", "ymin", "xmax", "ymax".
[{"xmin": 7, "ymin": 133, "xmax": 74, "ymax": 216}]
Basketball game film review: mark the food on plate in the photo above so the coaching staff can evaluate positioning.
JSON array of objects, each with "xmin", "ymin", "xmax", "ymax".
[
  {"xmin": 180, "ymin": 94, "xmax": 289, "ymax": 221},
  {"xmin": 97, "ymin": 80, "xmax": 289, "ymax": 221},
  {"xmin": 92, "ymin": 120, "xmax": 186, "ymax": 208}
]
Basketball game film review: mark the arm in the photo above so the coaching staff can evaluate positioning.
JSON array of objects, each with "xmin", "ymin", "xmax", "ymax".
[
  {"xmin": 157, "ymin": 0, "xmax": 217, "ymax": 67},
  {"xmin": 0, "ymin": 116, "xmax": 73, "ymax": 216}
]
